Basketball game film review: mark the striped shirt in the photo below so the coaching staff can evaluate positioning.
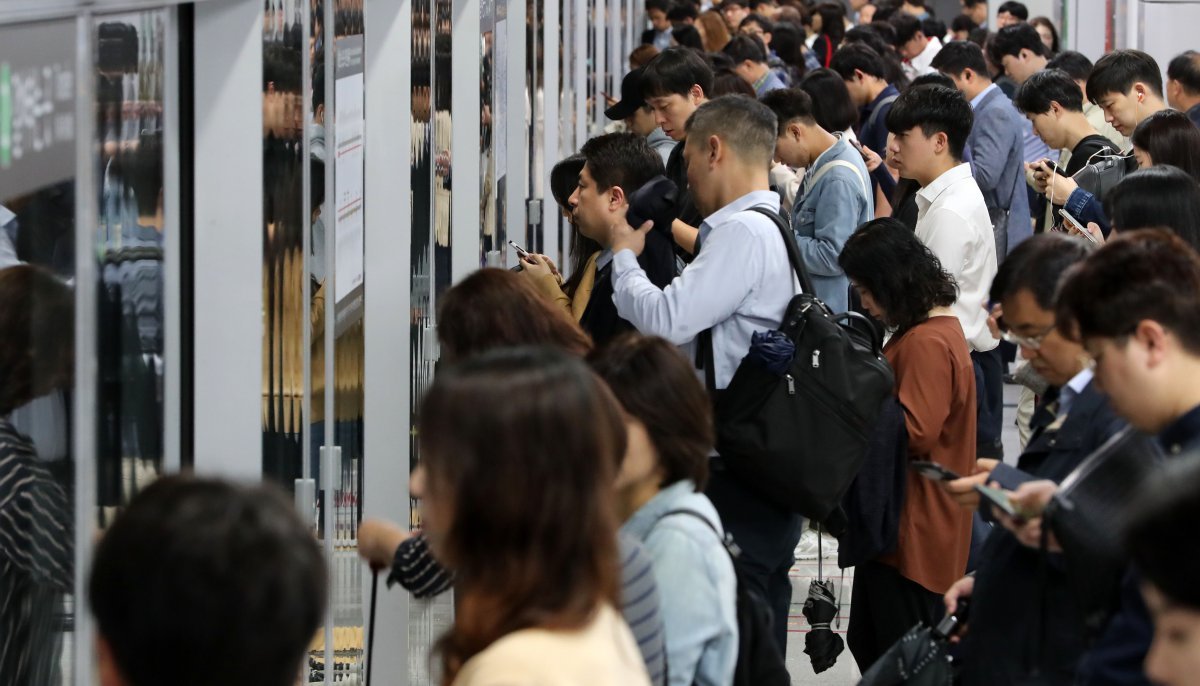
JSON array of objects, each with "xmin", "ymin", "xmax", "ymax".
[
  {"xmin": 0, "ymin": 419, "xmax": 74, "ymax": 684},
  {"xmin": 389, "ymin": 532, "xmax": 667, "ymax": 684}
]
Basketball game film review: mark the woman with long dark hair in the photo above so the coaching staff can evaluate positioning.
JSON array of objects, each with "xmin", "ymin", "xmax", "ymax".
[
  {"xmin": 799, "ymin": 68, "xmax": 860, "ymax": 137},
  {"xmin": 839, "ymin": 219, "xmax": 976, "ymax": 671},
  {"xmin": 1130, "ymin": 109, "xmax": 1200, "ymax": 182},
  {"xmin": 1102, "ymin": 166, "xmax": 1200, "ymax": 249},
  {"xmin": 811, "ymin": 2, "xmax": 846, "ymax": 68},
  {"xmin": 417, "ymin": 348, "xmax": 649, "ymax": 685}
]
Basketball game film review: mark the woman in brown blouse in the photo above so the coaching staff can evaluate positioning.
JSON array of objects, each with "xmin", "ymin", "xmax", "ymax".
[{"xmin": 839, "ymin": 218, "xmax": 977, "ymax": 670}]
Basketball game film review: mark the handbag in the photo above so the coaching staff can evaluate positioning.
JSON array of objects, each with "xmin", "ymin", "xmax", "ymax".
[
  {"xmin": 1043, "ymin": 425, "xmax": 1164, "ymax": 636},
  {"xmin": 702, "ymin": 207, "xmax": 895, "ymax": 523}
]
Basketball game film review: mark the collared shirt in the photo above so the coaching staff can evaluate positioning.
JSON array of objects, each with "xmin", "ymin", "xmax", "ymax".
[
  {"xmin": 1157, "ymin": 403, "xmax": 1200, "ymax": 456},
  {"xmin": 623, "ymin": 480, "xmax": 738, "ymax": 686},
  {"xmin": 903, "ymin": 36, "xmax": 942, "ymax": 80},
  {"xmin": 0, "ymin": 205, "xmax": 18, "ymax": 269},
  {"xmin": 651, "ymin": 28, "xmax": 673, "ymax": 51},
  {"xmin": 596, "ymin": 249, "xmax": 614, "ymax": 271},
  {"xmin": 791, "ymin": 136, "xmax": 872, "ymax": 313},
  {"xmin": 969, "ymin": 82, "xmax": 999, "ymax": 110},
  {"xmin": 613, "ymin": 190, "xmax": 801, "ymax": 389},
  {"xmin": 915, "ymin": 163, "xmax": 999, "ymax": 352},
  {"xmin": 1188, "ymin": 103, "xmax": 1200, "ymax": 130},
  {"xmin": 753, "ymin": 69, "xmax": 787, "ymax": 97},
  {"xmin": 1056, "ymin": 367, "xmax": 1095, "ymax": 420}
]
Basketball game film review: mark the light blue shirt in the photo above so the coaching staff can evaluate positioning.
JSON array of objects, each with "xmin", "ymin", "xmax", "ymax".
[
  {"xmin": 622, "ymin": 481, "xmax": 738, "ymax": 686},
  {"xmin": 791, "ymin": 137, "xmax": 872, "ymax": 313},
  {"xmin": 969, "ymin": 82, "xmax": 999, "ymax": 110},
  {"xmin": 613, "ymin": 190, "xmax": 802, "ymax": 389},
  {"xmin": 1056, "ymin": 367, "xmax": 1095, "ymax": 420}
]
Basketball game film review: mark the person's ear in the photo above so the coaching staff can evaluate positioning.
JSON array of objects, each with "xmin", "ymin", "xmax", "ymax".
[
  {"xmin": 854, "ymin": 68, "xmax": 867, "ymax": 83},
  {"xmin": 689, "ymin": 83, "xmax": 705, "ymax": 103},
  {"xmin": 708, "ymin": 134, "xmax": 722, "ymax": 165},
  {"xmin": 609, "ymin": 184, "xmax": 628, "ymax": 208},
  {"xmin": 934, "ymin": 131, "xmax": 949, "ymax": 154},
  {"xmin": 1135, "ymin": 319, "xmax": 1170, "ymax": 368},
  {"xmin": 1134, "ymin": 84, "xmax": 1146, "ymax": 103},
  {"xmin": 788, "ymin": 122, "xmax": 805, "ymax": 142}
]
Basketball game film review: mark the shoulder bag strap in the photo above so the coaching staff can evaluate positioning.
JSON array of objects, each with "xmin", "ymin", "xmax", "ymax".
[
  {"xmin": 655, "ymin": 508, "xmax": 739, "ymax": 558},
  {"xmin": 865, "ymin": 94, "xmax": 899, "ymax": 134}
]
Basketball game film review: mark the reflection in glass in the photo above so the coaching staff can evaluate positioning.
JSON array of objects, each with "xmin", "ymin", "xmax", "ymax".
[
  {"xmin": 95, "ymin": 11, "xmax": 168, "ymax": 523},
  {"xmin": 0, "ymin": 18, "xmax": 79, "ymax": 681},
  {"xmin": 480, "ymin": 0, "xmax": 496, "ymax": 265},
  {"xmin": 262, "ymin": 0, "xmax": 306, "ymax": 491}
]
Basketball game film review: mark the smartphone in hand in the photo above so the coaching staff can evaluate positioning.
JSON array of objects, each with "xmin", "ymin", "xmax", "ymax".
[
  {"xmin": 1059, "ymin": 209, "xmax": 1100, "ymax": 244},
  {"xmin": 508, "ymin": 240, "xmax": 532, "ymax": 260},
  {"xmin": 911, "ymin": 461, "xmax": 961, "ymax": 481},
  {"xmin": 974, "ymin": 484, "xmax": 1019, "ymax": 517}
]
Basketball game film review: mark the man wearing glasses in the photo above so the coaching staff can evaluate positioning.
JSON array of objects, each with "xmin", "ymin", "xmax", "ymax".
[{"xmin": 933, "ymin": 234, "xmax": 1127, "ymax": 685}]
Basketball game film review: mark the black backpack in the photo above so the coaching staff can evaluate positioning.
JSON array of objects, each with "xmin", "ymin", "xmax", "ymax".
[
  {"xmin": 658, "ymin": 509, "xmax": 791, "ymax": 686},
  {"xmin": 701, "ymin": 207, "xmax": 896, "ymax": 525}
]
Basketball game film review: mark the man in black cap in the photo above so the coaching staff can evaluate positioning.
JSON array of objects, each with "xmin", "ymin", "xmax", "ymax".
[{"xmin": 607, "ymin": 68, "xmax": 677, "ymax": 165}]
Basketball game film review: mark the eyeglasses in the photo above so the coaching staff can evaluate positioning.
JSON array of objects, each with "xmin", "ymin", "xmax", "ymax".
[{"xmin": 1000, "ymin": 323, "xmax": 1057, "ymax": 350}]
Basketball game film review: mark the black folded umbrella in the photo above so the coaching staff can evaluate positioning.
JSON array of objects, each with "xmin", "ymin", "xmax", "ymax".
[
  {"xmin": 803, "ymin": 530, "xmax": 845, "ymax": 674},
  {"xmin": 747, "ymin": 329, "xmax": 795, "ymax": 376}
]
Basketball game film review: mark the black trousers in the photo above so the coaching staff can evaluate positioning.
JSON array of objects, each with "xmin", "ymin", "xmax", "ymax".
[
  {"xmin": 847, "ymin": 560, "xmax": 946, "ymax": 673},
  {"xmin": 705, "ymin": 464, "xmax": 805, "ymax": 656},
  {"xmin": 972, "ymin": 347, "xmax": 1005, "ymax": 459}
]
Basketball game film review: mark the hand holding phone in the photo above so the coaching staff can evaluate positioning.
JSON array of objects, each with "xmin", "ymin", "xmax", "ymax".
[
  {"xmin": 911, "ymin": 461, "xmax": 961, "ymax": 481},
  {"xmin": 1058, "ymin": 209, "xmax": 1101, "ymax": 244},
  {"xmin": 508, "ymin": 240, "xmax": 532, "ymax": 260}
]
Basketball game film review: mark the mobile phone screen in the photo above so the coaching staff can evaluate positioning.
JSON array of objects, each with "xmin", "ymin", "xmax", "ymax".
[
  {"xmin": 974, "ymin": 484, "xmax": 1018, "ymax": 517},
  {"xmin": 911, "ymin": 461, "xmax": 960, "ymax": 481}
]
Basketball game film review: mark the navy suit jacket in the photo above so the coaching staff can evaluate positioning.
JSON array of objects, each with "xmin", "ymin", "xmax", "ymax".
[{"xmin": 969, "ymin": 87, "xmax": 1031, "ymax": 255}]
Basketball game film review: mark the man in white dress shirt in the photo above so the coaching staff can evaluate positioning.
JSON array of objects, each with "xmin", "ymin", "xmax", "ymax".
[
  {"xmin": 885, "ymin": 83, "xmax": 1002, "ymax": 457},
  {"xmin": 891, "ymin": 13, "xmax": 943, "ymax": 80},
  {"xmin": 608, "ymin": 95, "xmax": 804, "ymax": 656}
]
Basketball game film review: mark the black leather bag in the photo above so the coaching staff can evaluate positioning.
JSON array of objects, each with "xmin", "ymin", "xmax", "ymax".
[
  {"xmin": 1044, "ymin": 426, "xmax": 1164, "ymax": 636},
  {"xmin": 703, "ymin": 208, "xmax": 896, "ymax": 523}
]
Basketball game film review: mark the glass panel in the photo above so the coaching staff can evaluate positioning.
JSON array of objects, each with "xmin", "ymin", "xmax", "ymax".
[
  {"xmin": 0, "ymin": 17, "xmax": 78, "ymax": 683},
  {"xmin": 261, "ymin": 0, "xmax": 306, "ymax": 492},
  {"xmin": 320, "ymin": 0, "xmax": 368, "ymax": 681},
  {"xmin": 481, "ymin": 0, "xmax": 497, "ymax": 265}
]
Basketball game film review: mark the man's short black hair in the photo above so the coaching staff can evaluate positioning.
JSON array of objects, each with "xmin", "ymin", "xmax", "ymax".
[
  {"xmin": 667, "ymin": 3, "xmax": 698, "ymax": 21},
  {"xmin": 1056, "ymin": 229, "xmax": 1200, "ymax": 353},
  {"xmin": 1126, "ymin": 457, "xmax": 1200, "ymax": 611},
  {"xmin": 645, "ymin": 0, "xmax": 672, "ymax": 14},
  {"xmin": 886, "ymin": 84, "xmax": 973, "ymax": 160},
  {"xmin": 740, "ymin": 13, "xmax": 773, "ymax": 32},
  {"xmin": 830, "ymin": 43, "xmax": 889, "ymax": 81},
  {"xmin": 579, "ymin": 132, "xmax": 665, "ymax": 195},
  {"xmin": 723, "ymin": 34, "xmax": 768, "ymax": 65},
  {"xmin": 931, "ymin": 40, "xmax": 992, "ymax": 79},
  {"xmin": 1014, "ymin": 68, "xmax": 1084, "ymax": 114},
  {"xmin": 908, "ymin": 71, "xmax": 958, "ymax": 90},
  {"xmin": 951, "ymin": 15, "xmax": 978, "ymax": 33},
  {"xmin": 642, "ymin": 46, "xmax": 715, "ymax": 99},
  {"xmin": 987, "ymin": 22, "xmax": 1048, "ymax": 63},
  {"xmin": 1087, "ymin": 49, "xmax": 1163, "ymax": 102},
  {"xmin": 989, "ymin": 233, "xmax": 1093, "ymax": 309},
  {"xmin": 922, "ymin": 18, "xmax": 947, "ymax": 42},
  {"xmin": 889, "ymin": 13, "xmax": 924, "ymax": 45},
  {"xmin": 761, "ymin": 87, "xmax": 817, "ymax": 135},
  {"xmin": 962, "ymin": 0, "xmax": 987, "ymax": 7},
  {"xmin": 89, "ymin": 476, "xmax": 327, "ymax": 686},
  {"xmin": 997, "ymin": 1, "xmax": 1028, "ymax": 20},
  {"xmin": 748, "ymin": 0, "xmax": 777, "ymax": 10},
  {"xmin": 1046, "ymin": 50, "xmax": 1094, "ymax": 82},
  {"xmin": 1167, "ymin": 50, "xmax": 1200, "ymax": 96}
]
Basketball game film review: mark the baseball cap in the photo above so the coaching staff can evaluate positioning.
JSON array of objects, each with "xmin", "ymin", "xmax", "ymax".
[{"xmin": 605, "ymin": 68, "xmax": 649, "ymax": 121}]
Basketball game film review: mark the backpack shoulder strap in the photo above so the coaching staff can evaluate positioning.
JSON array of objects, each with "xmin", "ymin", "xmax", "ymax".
[
  {"xmin": 808, "ymin": 159, "xmax": 870, "ymax": 202},
  {"xmin": 746, "ymin": 205, "xmax": 815, "ymax": 295},
  {"xmin": 655, "ymin": 508, "xmax": 741, "ymax": 559},
  {"xmin": 865, "ymin": 93, "xmax": 899, "ymax": 133}
]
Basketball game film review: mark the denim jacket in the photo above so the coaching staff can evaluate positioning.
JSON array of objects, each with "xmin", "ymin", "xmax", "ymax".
[
  {"xmin": 622, "ymin": 480, "xmax": 738, "ymax": 686},
  {"xmin": 791, "ymin": 136, "xmax": 872, "ymax": 313}
]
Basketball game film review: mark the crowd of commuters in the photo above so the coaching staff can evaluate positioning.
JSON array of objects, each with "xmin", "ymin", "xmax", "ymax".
[{"xmin": 7, "ymin": 2, "xmax": 1200, "ymax": 686}]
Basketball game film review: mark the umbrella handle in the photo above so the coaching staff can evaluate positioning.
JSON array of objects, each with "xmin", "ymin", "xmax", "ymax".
[{"xmin": 817, "ymin": 522, "xmax": 823, "ymax": 581}]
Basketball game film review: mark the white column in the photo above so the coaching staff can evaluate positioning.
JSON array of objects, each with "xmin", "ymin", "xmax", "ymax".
[
  {"xmin": 192, "ymin": 0, "xmax": 264, "ymax": 479},
  {"xmin": 363, "ymin": 0, "xmax": 412, "ymax": 680}
]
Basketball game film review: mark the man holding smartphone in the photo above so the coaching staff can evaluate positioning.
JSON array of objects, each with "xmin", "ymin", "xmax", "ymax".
[
  {"xmin": 761, "ymin": 88, "xmax": 872, "ymax": 313},
  {"xmin": 934, "ymin": 235, "xmax": 1123, "ymax": 685},
  {"xmin": 1014, "ymin": 69, "xmax": 1117, "ymax": 232}
]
